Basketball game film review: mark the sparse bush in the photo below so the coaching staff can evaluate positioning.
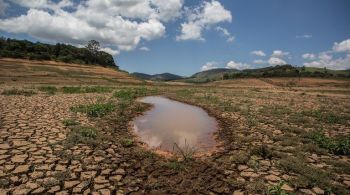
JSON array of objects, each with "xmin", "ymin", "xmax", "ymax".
[
  {"xmin": 308, "ymin": 131, "xmax": 350, "ymax": 155},
  {"xmin": 1, "ymin": 89, "xmax": 36, "ymax": 96},
  {"xmin": 121, "ymin": 138, "xmax": 133, "ymax": 147},
  {"xmin": 70, "ymin": 102, "xmax": 116, "ymax": 117},
  {"xmin": 230, "ymin": 151, "xmax": 250, "ymax": 164},
  {"xmin": 267, "ymin": 180, "xmax": 288, "ymax": 195},
  {"xmin": 173, "ymin": 141, "xmax": 195, "ymax": 161},
  {"xmin": 62, "ymin": 86, "xmax": 82, "ymax": 93},
  {"xmin": 83, "ymin": 86, "xmax": 112, "ymax": 93},
  {"xmin": 251, "ymin": 145, "xmax": 274, "ymax": 159},
  {"xmin": 113, "ymin": 87, "xmax": 150, "ymax": 100},
  {"xmin": 38, "ymin": 86, "xmax": 57, "ymax": 94},
  {"xmin": 62, "ymin": 118, "xmax": 79, "ymax": 126},
  {"xmin": 65, "ymin": 126, "xmax": 98, "ymax": 147},
  {"xmin": 165, "ymin": 161, "xmax": 184, "ymax": 171}
]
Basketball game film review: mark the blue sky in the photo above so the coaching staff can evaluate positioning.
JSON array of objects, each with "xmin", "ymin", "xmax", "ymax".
[{"xmin": 0, "ymin": 0, "xmax": 350, "ymax": 76}]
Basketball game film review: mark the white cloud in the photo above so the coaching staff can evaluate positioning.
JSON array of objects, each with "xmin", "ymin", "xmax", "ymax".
[
  {"xmin": 139, "ymin": 46, "xmax": 150, "ymax": 51},
  {"xmin": 0, "ymin": 0, "xmax": 9, "ymax": 15},
  {"xmin": 226, "ymin": 60, "xmax": 250, "ymax": 70},
  {"xmin": 268, "ymin": 57, "xmax": 287, "ymax": 65},
  {"xmin": 333, "ymin": 38, "xmax": 350, "ymax": 53},
  {"xmin": 271, "ymin": 50, "xmax": 289, "ymax": 58},
  {"xmin": 0, "ymin": 0, "xmax": 186, "ymax": 52},
  {"xmin": 251, "ymin": 50, "xmax": 266, "ymax": 57},
  {"xmin": 215, "ymin": 26, "xmax": 234, "ymax": 42},
  {"xmin": 296, "ymin": 34, "xmax": 312, "ymax": 39},
  {"xmin": 100, "ymin": 47, "xmax": 119, "ymax": 56},
  {"xmin": 302, "ymin": 53, "xmax": 316, "ymax": 60},
  {"xmin": 177, "ymin": 0, "xmax": 232, "ymax": 41},
  {"xmin": 201, "ymin": 61, "xmax": 218, "ymax": 71},
  {"xmin": 253, "ymin": 59, "xmax": 266, "ymax": 64},
  {"xmin": 304, "ymin": 53, "xmax": 350, "ymax": 70}
]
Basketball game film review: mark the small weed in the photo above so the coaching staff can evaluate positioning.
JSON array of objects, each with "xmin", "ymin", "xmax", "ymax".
[
  {"xmin": 165, "ymin": 161, "xmax": 184, "ymax": 171},
  {"xmin": 1, "ymin": 89, "xmax": 36, "ymax": 96},
  {"xmin": 62, "ymin": 118, "xmax": 79, "ymax": 126},
  {"xmin": 65, "ymin": 126, "xmax": 99, "ymax": 148},
  {"xmin": 308, "ymin": 131, "xmax": 350, "ymax": 155},
  {"xmin": 38, "ymin": 86, "xmax": 58, "ymax": 95},
  {"xmin": 70, "ymin": 102, "xmax": 116, "ymax": 117},
  {"xmin": 83, "ymin": 86, "xmax": 112, "ymax": 93},
  {"xmin": 267, "ymin": 180, "xmax": 288, "ymax": 195},
  {"xmin": 251, "ymin": 145, "xmax": 274, "ymax": 159},
  {"xmin": 62, "ymin": 86, "xmax": 82, "ymax": 93},
  {"xmin": 121, "ymin": 138, "xmax": 134, "ymax": 147},
  {"xmin": 230, "ymin": 151, "xmax": 250, "ymax": 164},
  {"xmin": 173, "ymin": 141, "xmax": 195, "ymax": 161}
]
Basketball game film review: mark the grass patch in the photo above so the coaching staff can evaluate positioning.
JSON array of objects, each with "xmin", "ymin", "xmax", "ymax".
[
  {"xmin": 83, "ymin": 86, "xmax": 112, "ymax": 93},
  {"xmin": 267, "ymin": 181, "xmax": 288, "ymax": 195},
  {"xmin": 65, "ymin": 126, "xmax": 99, "ymax": 148},
  {"xmin": 113, "ymin": 87, "xmax": 153, "ymax": 100},
  {"xmin": 230, "ymin": 151, "xmax": 250, "ymax": 164},
  {"xmin": 308, "ymin": 131, "xmax": 350, "ymax": 155},
  {"xmin": 62, "ymin": 118, "xmax": 79, "ymax": 126},
  {"xmin": 62, "ymin": 86, "xmax": 83, "ymax": 93},
  {"xmin": 70, "ymin": 102, "xmax": 116, "ymax": 117},
  {"xmin": 301, "ymin": 109, "xmax": 347, "ymax": 124},
  {"xmin": 1, "ymin": 89, "xmax": 36, "ymax": 96},
  {"xmin": 164, "ymin": 161, "xmax": 185, "ymax": 171},
  {"xmin": 121, "ymin": 138, "xmax": 134, "ymax": 147},
  {"xmin": 38, "ymin": 86, "xmax": 58, "ymax": 95}
]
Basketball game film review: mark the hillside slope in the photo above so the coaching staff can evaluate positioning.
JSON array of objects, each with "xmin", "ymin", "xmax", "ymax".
[
  {"xmin": 0, "ymin": 58, "xmax": 140, "ymax": 85},
  {"xmin": 131, "ymin": 72, "xmax": 183, "ymax": 81}
]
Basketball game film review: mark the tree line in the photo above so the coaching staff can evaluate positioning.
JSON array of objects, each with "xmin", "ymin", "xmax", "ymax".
[{"xmin": 0, "ymin": 37, "xmax": 117, "ymax": 68}]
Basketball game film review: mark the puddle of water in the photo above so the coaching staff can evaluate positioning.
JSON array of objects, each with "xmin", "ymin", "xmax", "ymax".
[{"xmin": 132, "ymin": 96, "xmax": 218, "ymax": 153}]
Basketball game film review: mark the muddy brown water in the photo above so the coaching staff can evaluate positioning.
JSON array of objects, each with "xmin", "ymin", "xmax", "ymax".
[{"xmin": 132, "ymin": 96, "xmax": 218, "ymax": 153}]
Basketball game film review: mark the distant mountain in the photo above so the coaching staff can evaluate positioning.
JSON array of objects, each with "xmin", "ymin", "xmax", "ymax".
[
  {"xmin": 131, "ymin": 72, "xmax": 183, "ymax": 81},
  {"xmin": 185, "ymin": 65, "xmax": 350, "ymax": 83}
]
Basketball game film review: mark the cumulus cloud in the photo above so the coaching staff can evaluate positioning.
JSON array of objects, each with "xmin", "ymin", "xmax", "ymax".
[
  {"xmin": 0, "ymin": 0, "xmax": 186, "ymax": 52},
  {"xmin": 253, "ymin": 59, "xmax": 266, "ymax": 64},
  {"xmin": 268, "ymin": 57, "xmax": 287, "ymax": 65},
  {"xmin": 226, "ymin": 60, "xmax": 250, "ymax": 70},
  {"xmin": 139, "ymin": 46, "xmax": 150, "ymax": 51},
  {"xmin": 333, "ymin": 38, "xmax": 350, "ymax": 53},
  {"xmin": 271, "ymin": 50, "xmax": 289, "ymax": 58},
  {"xmin": 100, "ymin": 47, "xmax": 119, "ymax": 56},
  {"xmin": 251, "ymin": 50, "xmax": 266, "ymax": 57},
  {"xmin": 296, "ymin": 34, "xmax": 312, "ymax": 39},
  {"xmin": 302, "ymin": 38, "xmax": 350, "ymax": 70},
  {"xmin": 215, "ymin": 26, "xmax": 234, "ymax": 42},
  {"xmin": 201, "ymin": 61, "xmax": 218, "ymax": 71},
  {"xmin": 0, "ymin": 0, "xmax": 9, "ymax": 15},
  {"xmin": 177, "ymin": 0, "xmax": 232, "ymax": 41},
  {"xmin": 302, "ymin": 53, "xmax": 316, "ymax": 60}
]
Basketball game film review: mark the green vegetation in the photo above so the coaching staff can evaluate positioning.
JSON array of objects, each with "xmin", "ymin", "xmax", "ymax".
[
  {"xmin": 114, "ymin": 87, "xmax": 156, "ymax": 100},
  {"xmin": 164, "ymin": 161, "xmax": 185, "ymax": 171},
  {"xmin": 267, "ymin": 181, "xmax": 288, "ymax": 195},
  {"xmin": 65, "ymin": 126, "xmax": 99, "ymax": 148},
  {"xmin": 62, "ymin": 86, "xmax": 112, "ymax": 94},
  {"xmin": 0, "ymin": 37, "xmax": 117, "ymax": 67},
  {"xmin": 121, "ymin": 138, "xmax": 134, "ymax": 147},
  {"xmin": 70, "ymin": 102, "xmax": 116, "ymax": 117},
  {"xmin": 1, "ymin": 89, "xmax": 36, "ymax": 96},
  {"xmin": 301, "ymin": 109, "xmax": 347, "ymax": 124},
  {"xmin": 308, "ymin": 131, "xmax": 350, "ymax": 155},
  {"xmin": 62, "ymin": 118, "xmax": 79, "ymax": 126},
  {"xmin": 38, "ymin": 86, "xmax": 58, "ymax": 95}
]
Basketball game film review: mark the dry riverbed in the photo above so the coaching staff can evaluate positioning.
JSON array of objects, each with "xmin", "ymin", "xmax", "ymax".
[{"xmin": 0, "ymin": 84, "xmax": 349, "ymax": 194}]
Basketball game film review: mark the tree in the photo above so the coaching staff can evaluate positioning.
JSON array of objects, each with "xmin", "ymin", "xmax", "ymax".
[{"xmin": 86, "ymin": 40, "xmax": 100, "ymax": 55}]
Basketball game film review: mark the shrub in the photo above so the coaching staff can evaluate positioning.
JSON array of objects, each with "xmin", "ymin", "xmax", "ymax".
[
  {"xmin": 38, "ymin": 86, "xmax": 58, "ymax": 94},
  {"xmin": 70, "ymin": 102, "xmax": 116, "ymax": 117},
  {"xmin": 62, "ymin": 86, "xmax": 82, "ymax": 93},
  {"xmin": 84, "ymin": 86, "xmax": 112, "ymax": 93},
  {"xmin": 62, "ymin": 118, "xmax": 79, "ymax": 126},
  {"xmin": 1, "ymin": 89, "xmax": 36, "ymax": 96},
  {"xmin": 121, "ymin": 138, "xmax": 133, "ymax": 147},
  {"xmin": 65, "ymin": 126, "xmax": 98, "ymax": 147},
  {"xmin": 267, "ymin": 181, "xmax": 288, "ymax": 195},
  {"xmin": 308, "ymin": 131, "xmax": 350, "ymax": 155}
]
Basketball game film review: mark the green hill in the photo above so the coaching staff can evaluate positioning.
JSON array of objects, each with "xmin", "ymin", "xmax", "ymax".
[
  {"xmin": 131, "ymin": 72, "xmax": 183, "ymax": 81},
  {"xmin": 0, "ymin": 37, "xmax": 117, "ymax": 68}
]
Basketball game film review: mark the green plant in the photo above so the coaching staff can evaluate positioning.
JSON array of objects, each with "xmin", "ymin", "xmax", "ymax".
[
  {"xmin": 64, "ymin": 126, "xmax": 99, "ymax": 148},
  {"xmin": 70, "ymin": 102, "xmax": 116, "ymax": 117},
  {"xmin": 62, "ymin": 86, "xmax": 82, "ymax": 93},
  {"xmin": 83, "ymin": 86, "xmax": 112, "ymax": 93},
  {"xmin": 173, "ymin": 141, "xmax": 195, "ymax": 161},
  {"xmin": 308, "ymin": 131, "xmax": 350, "ymax": 155},
  {"xmin": 38, "ymin": 86, "xmax": 58, "ymax": 94},
  {"xmin": 121, "ymin": 138, "xmax": 133, "ymax": 147},
  {"xmin": 1, "ymin": 89, "xmax": 36, "ymax": 96},
  {"xmin": 62, "ymin": 118, "xmax": 79, "ymax": 126},
  {"xmin": 267, "ymin": 181, "xmax": 288, "ymax": 195},
  {"xmin": 165, "ymin": 161, "xmax": 184, "ymax": 171}
]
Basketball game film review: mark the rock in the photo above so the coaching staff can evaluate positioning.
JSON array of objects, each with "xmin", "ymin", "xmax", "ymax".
[
  {"xmin": 264, "ymin": 174, "xmax": 281, "ymax": 182},
  {"xmin": 99, "ymin": 189, "xmax": 111, "ymax": 195},
  {"xmin": 64, "ymin": 180, "xmax": 80, "ymax": 189},
  {"xmin": 0, "ymin": 144, "xmax": 10, "ymax": 149},
  {"xmin": 114, "ymin": 168, "xmax": 126, "ymax": 175},
  {"xmin": 94, "ymin": 176, "xmax": 109, "ymax": 184},
  {"xmin": 47, "ymin": 185, "xmax": 61, "ymax": 193},
  {"xmin": 237, "ymin": 165, "xmax": 248, "ymax": 171},
  {"xmin": 232, "ymin": 190, "xmax": 244, "ymax": 195},
  {"xmin": 55, "ymin": 164, "xmax": 66, "ymax": 171},
  {"xmin": 80, "ymin": 171, "xmax": 96, "ymax": 180},
  {"xmin": 300, "ymin": 189, "xmax": 316, "ymax": 195},
  {"xmin": 109, "ymin": 175, "xmax": 123, "ymax": 182},
  {"xmin": 11, "ymin": 154, "xmax": 28, "ymax": 163},
  {"xmin": 281, "ymin": 184, "xmax": 293, "ymax": 192},
  {"xmin": 343, "ymin": 180, "xmax": 350, "ymax": 187},
  {"xmin": 312, "ymin": 187, "xmax": 324, "ymax": 194},
  {"xmin": 31, "ymin": 187, "xmax": 45, "ymax": 194},
  {"xmin": 240, "ymin": 171, "xmax": 258, "ymax": 178},
  {"xmin": 13, "ymin": 165, "xmax": 30, "ymax": 174}
]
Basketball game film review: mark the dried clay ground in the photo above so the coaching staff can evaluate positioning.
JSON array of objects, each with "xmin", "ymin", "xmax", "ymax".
[{"xmin": 0, "ymin": 59, "xmax": 350, "ymax": 195}]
